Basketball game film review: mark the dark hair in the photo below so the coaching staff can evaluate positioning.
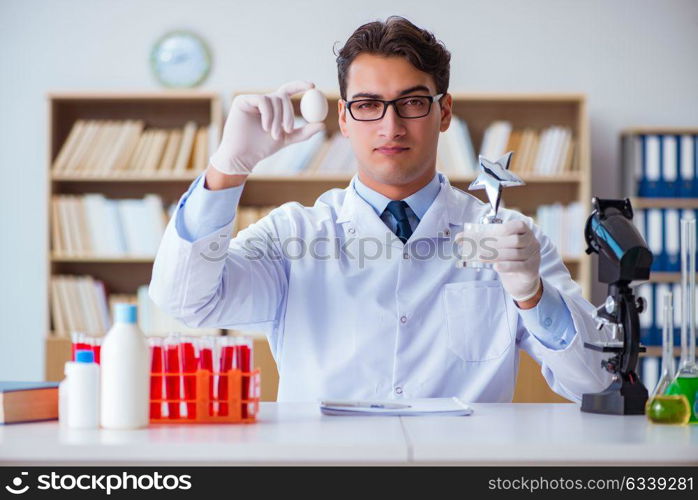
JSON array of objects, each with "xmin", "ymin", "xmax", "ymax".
[{"xmin": 334, "ymin": 16, "xmax": 451, "ymax": 100}]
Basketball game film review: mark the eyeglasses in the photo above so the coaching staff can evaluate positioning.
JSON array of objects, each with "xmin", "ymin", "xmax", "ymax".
[{"xmin": 345, "ymin": 94, "xmax": 444, "ymax": 121}]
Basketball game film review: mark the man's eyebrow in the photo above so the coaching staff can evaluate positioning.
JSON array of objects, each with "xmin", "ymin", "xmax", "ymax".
[{"xmin": 350, "ymin": 85, "xmax": 431, "ymax": 100}]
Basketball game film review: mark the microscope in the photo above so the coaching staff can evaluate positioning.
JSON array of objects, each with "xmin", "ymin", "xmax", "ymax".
[{"xmin": 581, "ymin": 198, "xmax": 654, "ymax": 415}]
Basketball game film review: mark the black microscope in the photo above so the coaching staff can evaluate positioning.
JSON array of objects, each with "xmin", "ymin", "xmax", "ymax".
[{"xmin": 581, "ymin": 198, "xmax": 654, "ymax": 415}]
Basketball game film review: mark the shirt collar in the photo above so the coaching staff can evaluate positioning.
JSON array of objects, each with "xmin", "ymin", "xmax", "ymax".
[{"xmin": 353, "ymin": 172, "xmax": 442, "ymax": 220}]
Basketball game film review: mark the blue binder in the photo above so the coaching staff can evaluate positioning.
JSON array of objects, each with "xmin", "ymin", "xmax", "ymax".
[
  {"xmin": 661, "ymin": 135, "xmax": 679, "ymax": 197},
  {"xmin": 678, "ymin": 135, "xmax": 695, "ymax": 197}
]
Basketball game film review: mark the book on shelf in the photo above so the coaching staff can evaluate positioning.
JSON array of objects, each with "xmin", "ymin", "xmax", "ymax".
[
  {"xmin": 480, "ymin": 121, "xmax": 576, "ymax": 176},
  {"xmin": 51, "ymin": 119, "xmax": 208, "ymax": 177},
  {"xmin": 436, "ymin": 116, "xmax": 477, "ymax": 176},
  {"xmin": 51, "ymin": 194, "xmax": 166, "ymax": 257},
  {"xmin": 0, "ymin": 382, "xmax": 59, "ymax": 424},
  {"xmin": 50, "ymin": 277, "xmax": 218, "ymax": 338},
  {"xmin": 624, "ymin": 132, "xmax": 697, "ymax": 198},
  {"xmin": 533, "ymin": 202, "xmax": 584, "ymax": 258}
]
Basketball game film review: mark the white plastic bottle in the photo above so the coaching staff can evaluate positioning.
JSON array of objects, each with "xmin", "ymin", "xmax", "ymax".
[
  {"xmin": 100, "ymin": 303, "xmax": 150, "ymax": 429},
  {"xmin": 59, "ymin": 349, "xmax": 100, "ymax": 428}
]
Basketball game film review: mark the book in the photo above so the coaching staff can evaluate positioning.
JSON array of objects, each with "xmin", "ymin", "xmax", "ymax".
[
  {"xmin": 320, "ymin": 397, "xmax": 473, "ymax": 416},
  {"xmin": 0, "ymin": 381, "xmax": 59, "ymax": 424},
  {"xmin": 174, "ymin": 121, "xmax": 197, "ymax": 173}
]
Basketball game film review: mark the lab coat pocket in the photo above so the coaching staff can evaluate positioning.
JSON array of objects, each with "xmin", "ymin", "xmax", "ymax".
[{"xmin": 443, "ymin": 280, "xmax": 513, "ymax": 362}]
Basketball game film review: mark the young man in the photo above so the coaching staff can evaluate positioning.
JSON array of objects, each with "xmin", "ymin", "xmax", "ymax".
[{"xmin": 150, "ymin": 17, "xmax": 613, "ymax": 402}]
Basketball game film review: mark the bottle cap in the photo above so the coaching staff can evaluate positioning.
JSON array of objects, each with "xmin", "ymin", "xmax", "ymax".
[
  {"xmin": 115, "ymin": 303, "xmax": 138, "ymax": 324},
  {"xmin": 75, "ymin": 350, "xmax": 95, "ymax": 363}
]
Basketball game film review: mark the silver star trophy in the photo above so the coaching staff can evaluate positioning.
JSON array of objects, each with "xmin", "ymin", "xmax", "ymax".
[{"xmin": 459, "ymin": 151, "xmax": 525, "ymax": 269}]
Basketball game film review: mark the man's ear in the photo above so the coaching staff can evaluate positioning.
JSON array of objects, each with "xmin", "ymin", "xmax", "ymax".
[
  {"xmin": 439, "ymin": 93, "xmax": 453, "ymax": 133},
  {"xmin": 338, "ymin": 99, "xmax": 349, "ymax": 137}
]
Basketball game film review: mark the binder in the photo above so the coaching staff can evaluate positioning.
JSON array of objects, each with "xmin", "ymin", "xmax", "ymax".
[
  {"xmin": 642, "ymin": 135, "xmax": 661, "ymax": 197},
  {"xmin": 664, "ymin": 209, "xmax": 680, "ymax": 272},
  {"xmin": 661, "ymin": 135, "xmax": 678, "ymax": 197},
  {"xmin": 646, "ymin": 209, "xmax": 664, "ymax": 271},
  {"xmin": 679, "ymin": 135, "xmax": 695, "ymax": 198}
]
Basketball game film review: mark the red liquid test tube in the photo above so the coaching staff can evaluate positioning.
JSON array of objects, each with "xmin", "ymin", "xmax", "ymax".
[
  {"xmin": 164, "ymin": 334, "xmax": 182, "ymax": 419},
  {"xmin": 149, "ymin": 337, "xmax": 164, "ymax": 419},
  {"xmin": 92, "ymin": 336, "xmax": 102, "ymax": 365},
  {"xmin": 237, "ymin": 337, "xmax": 253, "ymax": 419},
  {"xmin": 180, "ymin": 337, "xmax": 197, "ymax": 419},
  {"xmin": 217, "ymin": 337, "xmax": 237, "ymax": 417},
  {"xmin": 198, "ymin": 337, "xmax": 215, "ymax": 417}
]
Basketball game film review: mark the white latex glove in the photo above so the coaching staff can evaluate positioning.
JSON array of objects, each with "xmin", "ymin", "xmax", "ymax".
[
  {"xmin": 209, "ymin": 81, "xmax": 326, "ymax": 175},
  {"xmin": 458, "ymin": 219, "xmax": 542, "ymax": 302}
]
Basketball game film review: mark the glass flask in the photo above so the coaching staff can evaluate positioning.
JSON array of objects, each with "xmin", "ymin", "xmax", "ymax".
[
  {"xmin": 646, "ymin": 290, "xmax": 690, "ymax": 425},
  {"xmin": 665, "ymin": 217, "xmax": 698, "ymax": 423}
]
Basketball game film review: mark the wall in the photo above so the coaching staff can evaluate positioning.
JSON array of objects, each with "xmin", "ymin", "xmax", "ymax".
[{"xmin": 1, "ymin": 0, "xmax": 696, "ymax": 380}]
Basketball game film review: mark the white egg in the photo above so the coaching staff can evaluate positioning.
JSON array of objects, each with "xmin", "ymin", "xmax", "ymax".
[{"xmin": 300, "ymin": 89, "xmax": 328, "ymax": 123}]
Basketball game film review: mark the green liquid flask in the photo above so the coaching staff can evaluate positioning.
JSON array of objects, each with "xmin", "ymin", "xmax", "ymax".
[
  {"xmin": 664, "ymin": 216, "xmax": 698, "ymax": 423},
  {"xmin": 646, "ymin": 395, "xmax": 691, "ymax": 425},
  {"xmin": 646, "ymin": 290, "xmax": 691, "ymax": 424}
]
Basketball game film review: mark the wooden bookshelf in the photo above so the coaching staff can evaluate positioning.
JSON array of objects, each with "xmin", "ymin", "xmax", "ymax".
[
  {"xmin": 45, "ymin": 90, "xmax": 591, "ymax": 405},
  {"xmin": 45, "ymin": 91, "xmax": 222, "ymax": 380}
]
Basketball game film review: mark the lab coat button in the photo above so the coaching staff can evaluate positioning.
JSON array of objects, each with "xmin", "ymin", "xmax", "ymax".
[
  {"xmin": 400, "ymin": 315, "xmax": 407, "ymax": 324},
  {"xmin": 348, "ymin": 227, "xmax": 355, "ymax": 234},
  {"xmin": 395, "ymin": 386, "xmax": 403, "ymax": 395},
  {"xmin": 543, "ymin": 317, "xmax": 552, "ymax": 327},
  {"xmin": 403, "ymin": 252, "xmax": 409, "ymax": 259}
]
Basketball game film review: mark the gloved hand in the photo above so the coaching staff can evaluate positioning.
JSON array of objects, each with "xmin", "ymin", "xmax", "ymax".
[
  {"xmin": 458, "ymin": 219, "xmax": 542, "ymax": 302},
  {"xmin": 209, "ymin": 80, "xmax": 325, "ymax": 175}
]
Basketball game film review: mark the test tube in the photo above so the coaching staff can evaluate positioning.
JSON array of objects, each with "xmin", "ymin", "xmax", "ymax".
[
  {"xmin": 180, "ymin": 336, "xmax": 198, "ymax": 419},
  {"xmin": 679, "ymin": 217, "xmax": 697, "ymax": 372},
  {"xmin": 164, "ymin": 333, "xmax": 182, "ymax": 419},
  {"xmin": 236, "ymin": 337, "xmax": 253, "ymax": 419},
  {"xmin": 149, "ymin": 337, "xmax": 164, "ymax": 419},
  {"xmin": 198, "ymin": 336, "xmax": 215, "ymax": 417},
  {"xmin": 92, "ymin": 336, "xmax": 102, "ymax": 365},
  {"xmin": 217, "ymin": 336, "xmax": 237, "ymax": 417}
]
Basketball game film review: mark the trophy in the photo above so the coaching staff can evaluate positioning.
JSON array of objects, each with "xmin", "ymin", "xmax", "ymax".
[{"xmin": 457, "ymin": 151, "xmax": 525, "ymax": 269}]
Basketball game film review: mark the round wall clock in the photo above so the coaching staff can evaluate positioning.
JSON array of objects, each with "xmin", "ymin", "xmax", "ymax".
[{"xmin": 150, "ymin": 31, "xmax": 212, "ymax": 88}]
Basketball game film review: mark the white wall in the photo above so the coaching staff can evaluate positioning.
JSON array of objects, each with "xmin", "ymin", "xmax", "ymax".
[{"xmin": 1, "ymin": 0, "xmax": 696, "ymax": 380}]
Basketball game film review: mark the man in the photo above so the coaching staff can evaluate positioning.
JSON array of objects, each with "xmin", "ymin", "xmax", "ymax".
[{"xmin": 150, "ymin": 16, "xmax": 613, "ymax": 402}]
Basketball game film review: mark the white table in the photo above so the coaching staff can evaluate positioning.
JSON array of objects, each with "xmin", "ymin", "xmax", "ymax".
[{"xmin": 1, "ymin": 403, "xmax": 696, "ymax": 465}]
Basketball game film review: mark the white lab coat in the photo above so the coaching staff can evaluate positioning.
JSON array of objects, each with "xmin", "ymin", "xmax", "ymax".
[{"xmin": 150, "ymin": 174, "xmax": 614, "ymax": 402}]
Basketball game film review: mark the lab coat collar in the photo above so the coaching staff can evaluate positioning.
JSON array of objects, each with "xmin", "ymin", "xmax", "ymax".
[{"xmin": 336, "ymin": 173, "xmax": 476, "ymax": 247}]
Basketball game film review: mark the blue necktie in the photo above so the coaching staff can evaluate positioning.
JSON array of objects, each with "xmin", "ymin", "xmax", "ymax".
[{"xmin": 384, "ymin": 200, "xmax": 413, "ymax": 244}]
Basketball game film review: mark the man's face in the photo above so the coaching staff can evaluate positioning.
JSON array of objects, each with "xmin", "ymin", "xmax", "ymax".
[{"xmin": 339, "ymin": 53, "xmax": 452, "ymax": 188}]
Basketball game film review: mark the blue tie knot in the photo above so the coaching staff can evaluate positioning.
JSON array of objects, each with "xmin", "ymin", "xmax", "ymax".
[
  {"xmin": 385, "ymin": 200, "xmax": 410, "ymax": 223},
  {"xmin": 384, "ymin": 200, "xmax": 412, "ymax": 244}
]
